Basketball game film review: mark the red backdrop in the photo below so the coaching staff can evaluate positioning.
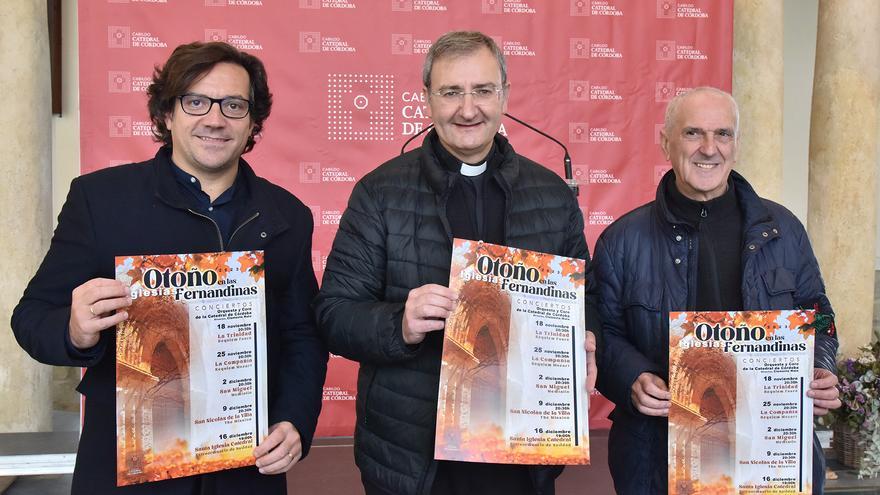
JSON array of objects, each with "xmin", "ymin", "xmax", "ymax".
[{"xmin": 79, "ymin": 0, "xmax": 732, "ymax": 436}]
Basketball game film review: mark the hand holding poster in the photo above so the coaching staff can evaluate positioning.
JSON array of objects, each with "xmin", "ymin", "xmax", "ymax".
[
  {"xmin": 435, "ymin": 239, "xmax": 589, "ymax": 465},
  {"xmin": 115, "ymin": 251, "xmax": 268, "ymax": 486},
  {"xmin": 668, "ymin": 310, "xmax": 816, "ymax": 494}
]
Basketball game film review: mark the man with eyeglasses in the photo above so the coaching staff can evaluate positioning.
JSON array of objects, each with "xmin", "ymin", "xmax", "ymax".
[
  {"xmin": 11, "ymin": 41, "xmax": 327, "ymax": 495},
  {"xmin": 590, "ymin": 87, "xmax": 840, "ymax": 494},
  {"xmin": 315, "ymin": 31, "xmax": 598, "ymax": 495}
]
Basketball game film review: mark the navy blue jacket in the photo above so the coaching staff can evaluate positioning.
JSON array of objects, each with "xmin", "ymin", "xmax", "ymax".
[
  {"xmin": 11, "ymin": 147, "xmax": 328, "ymax": 495},
  {"xmin": 591, "ymin": 170, "xmax": 837, "ymax": 494}
]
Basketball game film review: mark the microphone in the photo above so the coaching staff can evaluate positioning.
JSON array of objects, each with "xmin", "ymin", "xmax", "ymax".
[
  {"xmin": 504, "ymin": 113, "xmax": 578, "ymax": 196},
  {"xmin": 399, "ymin": 115, "xmax": 578, "ymax": 197},
  {"xmin": 400, "ymin": 124, "xmax": 434, "ymax": 156}
]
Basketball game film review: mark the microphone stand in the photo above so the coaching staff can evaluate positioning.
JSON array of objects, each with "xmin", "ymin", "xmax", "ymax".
[
  {"xmin": 400, "ymin": 124, "xmax": 434, "ymax": 156},
  {"xmin": 504, "ymin": 113, "xmax": 578, "ymax": 196},
  {"xmin": 399, "ymin": 115, "xmax": 578, "ymax": 197}
]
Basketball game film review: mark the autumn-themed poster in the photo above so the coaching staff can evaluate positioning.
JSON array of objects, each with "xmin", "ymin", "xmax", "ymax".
[
  {"xmin": 668, "ymin": 310, "xmax": 815, "ymax": 495},
  {"xmin": 115, "ymin": 251, "xmax": 268, "ymax": 486},
  {"xmin": 435, "ymin": 239, "xmax": 589, "ymax": 465}
]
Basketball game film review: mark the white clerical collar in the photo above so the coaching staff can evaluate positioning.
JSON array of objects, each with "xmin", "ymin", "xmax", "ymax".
[{"xmin": 460, "ymin": 161, "xmax": 487, "ymax": 177}]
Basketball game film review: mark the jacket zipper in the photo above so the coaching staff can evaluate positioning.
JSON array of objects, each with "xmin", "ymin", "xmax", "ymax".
[
  {"xmin": 229, "ymin": 212, "xmax": 260, "ymax": 246},
  {"xmin": 186, "ymin": 210, "xmax": 260, "ymax": 251},
  {"xmin": 188, "ymin": 209, "xmax": 225, "ymax": 250}
]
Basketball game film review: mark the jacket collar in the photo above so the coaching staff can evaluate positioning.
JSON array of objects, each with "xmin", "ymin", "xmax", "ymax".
[
  {"xmin": 151, "ymin": 146, "xmax": 289, "ymax": 239},
  {"xmin": 656, "ymin": 169, "xmax": 778, "ymax": 238},
  {"xmin": 419, "ymin": 129, "xmax": 521, "ymax": 196}
]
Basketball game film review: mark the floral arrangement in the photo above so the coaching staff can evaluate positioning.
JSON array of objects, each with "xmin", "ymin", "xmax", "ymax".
[{"xmin": 831, "ymin": 340, "xmax": 880, "ymax": 478}]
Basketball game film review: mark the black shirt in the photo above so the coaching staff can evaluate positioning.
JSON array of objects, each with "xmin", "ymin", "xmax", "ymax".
[
  {"xmin": 432, "ymin": 132, "xmax": 506, "ymax": 246},
  {"xmin": 666, "ymin": 179, "xmax": 743, "ymax": 311},
  {"xmin": 171, "ymin": 163, "xmax": 245, "ymax": 245}
]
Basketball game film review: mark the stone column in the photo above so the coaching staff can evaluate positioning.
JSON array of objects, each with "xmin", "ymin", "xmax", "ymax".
[
  {"xmin": 733, "ymin": 0, "xmax": 784, "ymax": 202},
  {"xmin": 808, "ymin": 0, "xmax": 880, "ymax": 356},
  {"xmin": 0, "ymin": 3, "xmax": 53, "ymax": 431}
]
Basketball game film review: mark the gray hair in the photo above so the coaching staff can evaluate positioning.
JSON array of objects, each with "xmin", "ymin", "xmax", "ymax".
[
  {"xmin": 422, "ymin": 31, "xmax": 507, "ymax": 88},
  {"xmin": 663, "ymin": 86, "xmax": 740, "ymax": 135}
]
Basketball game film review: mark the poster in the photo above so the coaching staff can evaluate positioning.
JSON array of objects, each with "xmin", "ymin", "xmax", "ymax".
[
  {"xmin": 435, "ymin": 239, "xmax": 589, "ymax": 464},
  {"xmin": 668, "ymin": 310, "xmax": 816, "ymax": 495},
  {"xmin": 114, "ymin": 251, "xmax": 268, "ymax": 486}
]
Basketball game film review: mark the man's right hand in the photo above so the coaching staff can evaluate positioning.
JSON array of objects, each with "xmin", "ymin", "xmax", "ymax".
[
  {"xmin": 631, "ymin": 372, "xmax": 671, "ymax": 417},
  {"xmin": 69, "ymin": 278, "xmax": 131, "ymax": 350},
  {"xmin": 401, "ymin": 284, "xmax": 457, "ymax": 345}
]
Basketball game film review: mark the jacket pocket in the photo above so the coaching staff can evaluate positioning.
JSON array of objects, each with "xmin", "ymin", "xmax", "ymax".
[
  {"xmin": 356, "ymin": 366, "xmax": 378, "ymax": 426},
  {"xmin": 621, "ymin": 286, "xmax": 666, "ymax": 360},
  {"xmin": 760, "ymin": 267, "xmax": 796, "ymax": 308}
]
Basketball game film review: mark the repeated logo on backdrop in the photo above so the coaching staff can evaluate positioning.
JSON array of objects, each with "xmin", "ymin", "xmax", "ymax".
[{"xmin": 81, "ymin": 0, "xmax": 733, "ymax": 436}]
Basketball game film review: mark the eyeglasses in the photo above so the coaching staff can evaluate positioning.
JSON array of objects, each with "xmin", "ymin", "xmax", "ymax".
[
  {"xmin": 177, "ymin": 94, "xmax": 253, "ymax": 119},
  {"xmin": 681, "ymin": 127, "xmax": 736, "ymax": 145},
  {"xmin": 429, "ymin": 86, "xmax": 505, "ymax": 105}
]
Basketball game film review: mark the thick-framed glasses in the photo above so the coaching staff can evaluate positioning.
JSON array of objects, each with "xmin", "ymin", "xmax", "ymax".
[
  {"xmin": 429, "ymin": 86, "xmax": 505, "ymax": 105},
  {"xmin": 177, "ymin": 94, "xmax": 253, "ymax": 119},
  {"xmin": 681, "ymin": 127, "xmax": 736, "ymax": 145}
]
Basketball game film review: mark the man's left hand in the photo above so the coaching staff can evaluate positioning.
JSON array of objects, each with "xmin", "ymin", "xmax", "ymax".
[
  {"xmin": 808, "ymin": 367, "xmax": 841, "ymax": 416},
  {"xmin": 585, "ymin": 330, "xmax": 597, "ymax": 393},
  {"xmin": 254, "ymin": 421, "xmax": 302, "ymax": 474}
]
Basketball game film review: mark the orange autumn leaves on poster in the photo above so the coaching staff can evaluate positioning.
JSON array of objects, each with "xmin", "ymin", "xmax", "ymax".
[
  {"xmin": 437, "ymin": 239, "xmax": 588, "ymax": 465},
  {"xmin": 123, "ymin": 251, "xmax": 265, "ymax": 285},
  {"xmin": 669, "ymin": 310, "xmax": 815, "ymax": 348},
  {"xmin": 115, "ymin": 251, "xmax": 265, "ymax": 486},
  {"xmin": 449, "ymin": 240, "xmax": 585, "ymax": 291},
  {"xmin": 668, "ymin": 311, "xmax": 814, "ymax": 495}
]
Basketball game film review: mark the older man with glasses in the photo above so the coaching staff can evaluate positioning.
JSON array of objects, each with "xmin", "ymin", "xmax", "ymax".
[
  {"xmin": 315, "ymin": 30, "xmax": 599, "ymax": 495},
  {"xmin": 12, "ymin": 41, "xmax": 327, "ymax": 495}
]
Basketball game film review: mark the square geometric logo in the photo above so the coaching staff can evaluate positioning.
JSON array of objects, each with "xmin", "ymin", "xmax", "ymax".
[
  {"xmin": 391, "ymin": 0, "xmax": 413, "ymax": 11},
  {"xmin": 657, "ymin": 0, "xmax": 676, "ymax": 18},
  {"xmin": 109, "ymin": 116, "xmax": 132, "ymax": 138},
  {"xmin": 391, "ymin": 34, "xmax": 412, "ymax": 55},
  {"xmin": 656, "ymin": 40, "xmax": 676, "ymax": 61},
  {"xmin": 570, "ymin": 0, "xmax": 590, "ymax": 16},
  {"xmin": 299, "ymin": 0, "xmax": 320, "ymax": 8},
  {"xmin": 569, "ymin": 122, "xmax": 589, "ymax": 143},
  {"xmin": 205, "ymin": 29, "xmax": 228, "ymax": 42},
  {"xmin": 299, "ymin": 32, "xmax": 321, "ymax": 53},
  {"xmin": 307, "ymin": 205, "xmax": 321, "ymax": 225},
  {"xmin": 482, "ymin": 0, "xmax": 502, "ymax": 14},
  {"xmin": 655, "ymin": 81, "xmax": 675, "ymax": 102},
  {"xmin": 108, "ymin": 71, "xmax": 131, "ymax": 93},
  {"xmin": 108, "ymin": 26, "xmax": 131, "ymax": 49},
  {"xmin": 654, "ymin": 164, "xmax": 672, "ymax": 184},
  {"xmin": 569, "ymin": 38, "xmax": 590, "ymax": 59},
  {"xmin": 311, "ymin": 250, "xmax": 323, "ymax": 274},
  {"xmin": 300, "ymin": 162, "xmax": 321, "ymax": 183},
  {"xmin": 205, "ymin": 0, "xmax": 227, "ymax": 6},
  {"xmin": 327, "ymin": 74, "xmax": 396, "ymax": 141},
  {"xmin": 569, "ymin": 80, "xmax": 590, "ymax": 101},
  {"xmin": 572, "ymin": 165, "xmax": 589, "ymax": 185}
]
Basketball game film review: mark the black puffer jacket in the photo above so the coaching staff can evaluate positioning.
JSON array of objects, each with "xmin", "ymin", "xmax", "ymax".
[{"xmin": 315, "ymin": 132, "xmax": 588, "ymax": 495}]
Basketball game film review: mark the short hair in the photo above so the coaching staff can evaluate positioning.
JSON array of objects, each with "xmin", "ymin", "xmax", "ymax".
[
  {"xmin": 663, "ymin": 86, "xmax": 740, "ymax": 136},
  {"xmin": 147, "ymin": 41, "xmax": 272, "ymax": 153},
  {"xmin": 422, "ymin": 31, "xmax": 507, "ymax": 89}
]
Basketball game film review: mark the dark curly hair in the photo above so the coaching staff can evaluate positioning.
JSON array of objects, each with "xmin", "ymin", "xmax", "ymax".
[{"xmin": 147, "ymin": 41, "xmax": 272, "ymax": 153}]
